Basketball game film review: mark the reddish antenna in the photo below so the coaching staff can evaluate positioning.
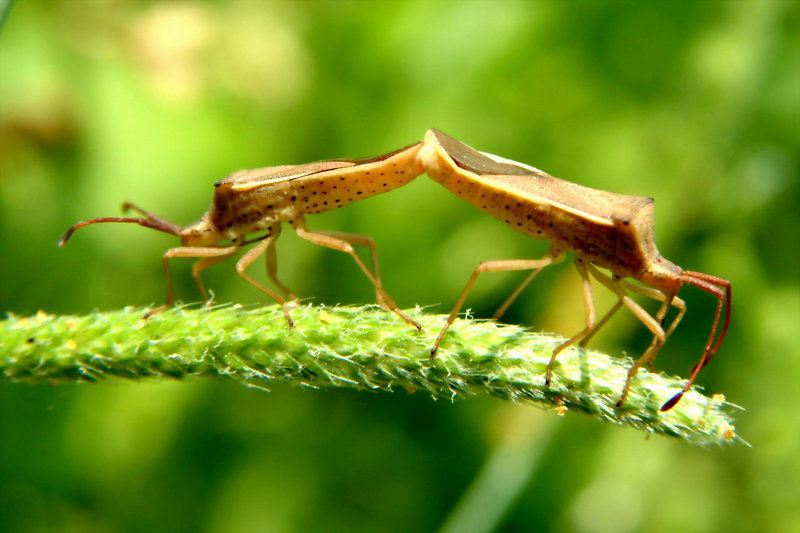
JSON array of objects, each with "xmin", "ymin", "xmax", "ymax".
[
  {"xmin": 58, "ymin": 202, "xmax": 184, "ymax": 247},
  {"xmin": 661, "ymin": 271, "xmax": 732, "ymax": 411}
]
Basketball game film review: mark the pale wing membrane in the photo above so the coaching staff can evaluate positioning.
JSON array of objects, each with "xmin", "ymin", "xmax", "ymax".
[
  {"xmin": 430, "ymin": 128, "xmax": 532, "ymax": 176},
  {"xmin": 227, "ymin": 161, "xmax": 356, "ymax": 191}
]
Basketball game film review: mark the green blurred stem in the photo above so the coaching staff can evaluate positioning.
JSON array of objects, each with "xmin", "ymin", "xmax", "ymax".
[{"xmin": 0, "ymin": 304, "xmax": 737, "ymax": 446}]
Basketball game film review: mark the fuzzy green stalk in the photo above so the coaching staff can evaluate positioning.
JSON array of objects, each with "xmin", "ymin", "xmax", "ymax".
[{"xmin": 1, "ymin": 304, "xmax": 738, "ymax": 446}]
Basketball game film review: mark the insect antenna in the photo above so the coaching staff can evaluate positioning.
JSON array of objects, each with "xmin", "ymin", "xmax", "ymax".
[
  {"xmin": 661, "ymin": 271, "xmax": 732, "ymax": 411},
  {"xmin": 59, "ymin": 217, "xmax": 184, "ymax": 247}
]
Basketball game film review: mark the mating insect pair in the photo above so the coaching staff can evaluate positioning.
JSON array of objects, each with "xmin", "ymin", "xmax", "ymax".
[{"xmin": 60, "ymin": 129, "xmax": 731, "ymax": 411}]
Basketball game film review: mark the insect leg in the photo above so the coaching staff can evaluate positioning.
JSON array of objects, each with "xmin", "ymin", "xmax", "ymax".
[
  {"xmin": 618, "ymin": 282, "xmax": 686, "ymax": 334},
  {"xmin": 577, "ymin": 280, "xmax": 686, "ymax": 368},
  {"xmin": 266, "ymin": 245, "xmax": 298, "ymax": 301},
  {"xmin": 291, "ymin": 217, "xmax": 422, "ymax": 331},
  {"xmin": 615, "ymin": 280, "xmax": 686, "ymax": 369},
  {"xmin": 545, "ymin": 259, "xmax": 596, "ymax": 386},
  {"xmin": 264, "ymin": 224, "xmax": 299, "ymax": 301},
  {"xmin": 146, "ymin": 244, "xmax": 240, "ymax": 318},
  {"xmin": 431, "ymin": 254, "xmax": 560, "ymax": 357},
  {"xmin": 492, "ymin": 249, "xmax": 566, "ymax": 321},
  {"xmin": 584, "ymin": 265, "xmax": 667, "ymax": 407},
  {"xmin": 577, "ymin": 300, "xmax": 623, "ymax": 348},
  {"xmin": 235, "ymin": 236, "xmax": 295, "ymax": 327},
  {"xmin": 192, "ymin": 251, "xmax": 240, "ymax": 304},
  {"xmin": 304, "ymin": 229, "xmax": 385, "ymax": 307}
]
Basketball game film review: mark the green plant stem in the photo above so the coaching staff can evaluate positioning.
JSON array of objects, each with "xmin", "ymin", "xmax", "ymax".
[{"xmin": 0, "ymin": 304, "xmax": 738, "ymax": 446}]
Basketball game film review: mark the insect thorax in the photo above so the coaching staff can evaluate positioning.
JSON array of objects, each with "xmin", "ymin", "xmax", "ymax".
[{"xmin": 201, "ymin": 183, "xmax": 284, "ymax": 241}]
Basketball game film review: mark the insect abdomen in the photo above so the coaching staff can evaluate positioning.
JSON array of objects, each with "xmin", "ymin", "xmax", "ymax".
[
  {"xmin": 293, "ymin": 144, "xmax": 424, "ymax": 215},
  {"xmin": 432, "ymin": 172, "xmax": 555, "ymax": 240}
]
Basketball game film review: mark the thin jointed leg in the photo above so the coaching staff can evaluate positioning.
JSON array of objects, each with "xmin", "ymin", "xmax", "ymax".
[
  {"xmin": 431, "ymin": 253, "xmax": 560, "ymax": 356},
  {"xmin": 291, "ymin": 217, "xmax": 421, "ymax": 330},
  {"xmin": 493, "ymin": 249, "xmax": 566, "ymax": 321},
  {"xmin": 576, "ymin": 278, "xmax": 686, "ymax": 367},
  {"xmin": 235, "ymin": 236, "xmax": 295, "ymax": 327},
  {"xmin": 304, "ymin": 228, "xmax": 386, "ymax": 307},
  {"xmin": 545, "ymin": 260, "xmax": 595, "ymax": 385},
  {"xmin": 192, "ymin": 250, "xmax": 240, "ymax": 303},
  {"xmin": 263, "ymin": 224, "xmax": 299, "ymax": 301},
  {"xmin": 582, "ymin": 265, "xmax": 669, "ymax": 407},
  {"xmin": 146, "ymin": 244, "xmax": 241, "ymax": 318}
]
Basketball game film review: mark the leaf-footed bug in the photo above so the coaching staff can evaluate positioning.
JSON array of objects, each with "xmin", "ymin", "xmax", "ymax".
[
  {"xmin": 418, "ymin": 129, "xmax": 731, "ymax": 411},
  {"xmin": 60, "ymin": 142, "xmax": 425, "ymax": 329}
]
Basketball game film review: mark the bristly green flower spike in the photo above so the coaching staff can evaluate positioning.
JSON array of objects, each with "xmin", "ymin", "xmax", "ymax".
[{"xmin": 1, "ymin": 304, "xmax": 739, "ymax": 446}]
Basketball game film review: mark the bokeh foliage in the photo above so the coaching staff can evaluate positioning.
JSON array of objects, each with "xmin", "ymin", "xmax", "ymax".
[{"xmin": 1, "ymin": 1, "xmax": 798, "ymax": 532}]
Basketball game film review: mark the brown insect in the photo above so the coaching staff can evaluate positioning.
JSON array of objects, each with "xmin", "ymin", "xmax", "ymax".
[
  {"xmin": 419, "ymin": 129, "xmax": 731, "ymax": 411},
  {"xmin": 60, "ymin": 142, "xmax": 425, "ymax": 329}
]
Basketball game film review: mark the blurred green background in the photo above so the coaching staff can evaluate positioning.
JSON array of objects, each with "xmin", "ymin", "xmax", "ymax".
[{"xmin": 1, "ymin": 1, "xmax": 798, "ymax": 532}]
